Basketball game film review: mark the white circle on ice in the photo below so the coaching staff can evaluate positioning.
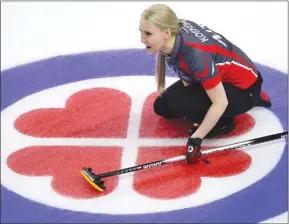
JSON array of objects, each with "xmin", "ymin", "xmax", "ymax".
[{"xmin": 1, "ymin": 76, "xmax": 286, "ymax": 214}]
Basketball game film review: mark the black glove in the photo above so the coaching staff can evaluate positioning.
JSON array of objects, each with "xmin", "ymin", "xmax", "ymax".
[{"xmin": 186, "ymin": 137, "xmax": 202, "ymax": 164}]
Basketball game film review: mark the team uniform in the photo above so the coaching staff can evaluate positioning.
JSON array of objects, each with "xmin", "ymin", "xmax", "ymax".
[
  {"xmin": 154, "ymin": 19, "xmax": 271, "ymax": 137},
  {"xmin": 165, "ymin": 20, "xmax": 259, "ymax": 90}
]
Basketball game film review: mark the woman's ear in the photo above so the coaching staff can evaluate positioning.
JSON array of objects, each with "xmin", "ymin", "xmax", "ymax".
[{"xmin": 164, "ymin": 28, "xmax": 172, "ymax": 40}]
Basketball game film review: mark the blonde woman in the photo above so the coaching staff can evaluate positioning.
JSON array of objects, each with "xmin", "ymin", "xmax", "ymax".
[{"xmin": 139, "ymin": 4, "xmax": 271, "ymax": 164}]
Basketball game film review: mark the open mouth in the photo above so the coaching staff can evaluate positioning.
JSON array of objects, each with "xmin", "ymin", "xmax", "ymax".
[{"xmin": 146, "ymin": 46, "xmax": 152, "ymax": 49}]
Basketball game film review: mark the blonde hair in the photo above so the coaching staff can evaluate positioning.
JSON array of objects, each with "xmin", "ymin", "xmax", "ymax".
[{"xmin": 142, "ymin": 4, "xmax": 183, "ymax": 94}]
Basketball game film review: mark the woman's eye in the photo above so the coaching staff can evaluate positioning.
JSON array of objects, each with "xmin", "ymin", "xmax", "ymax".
[{"xmin": 145, "ymin": 31, "xmax": 152, "ymax": 36}]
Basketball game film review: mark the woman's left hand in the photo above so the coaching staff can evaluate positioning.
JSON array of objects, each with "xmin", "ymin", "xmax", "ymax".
[{"xmin": 186, "ymin": 137, "xmax": 203, "ymax": 164}]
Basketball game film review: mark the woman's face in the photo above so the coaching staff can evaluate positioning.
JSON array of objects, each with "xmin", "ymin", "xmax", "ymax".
[{"xmin": 139, "ymin": 17, "xmax": 168, "ymax": 55}]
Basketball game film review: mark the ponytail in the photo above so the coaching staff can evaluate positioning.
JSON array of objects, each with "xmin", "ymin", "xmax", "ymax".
[
  {"xmin": 155, "ymin": 19, "xmax": 183, "ymax": 95},
  {"xmin": 155, "ymin": 53, "xmax": 166, "ymax": 95}
]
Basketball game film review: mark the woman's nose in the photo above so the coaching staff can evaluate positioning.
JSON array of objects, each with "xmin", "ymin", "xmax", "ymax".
[{"xmin": 140, "ymin": 33, "xmax": 146, "ymax": 43}]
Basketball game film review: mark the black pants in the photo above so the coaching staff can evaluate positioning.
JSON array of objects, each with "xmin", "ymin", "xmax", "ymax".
[{"xmin": 154, "ymin": 72, "xmax": 263, "ymax": 124}]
